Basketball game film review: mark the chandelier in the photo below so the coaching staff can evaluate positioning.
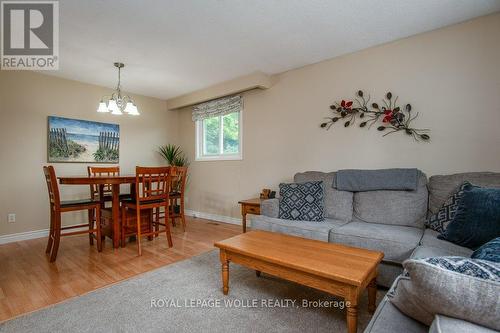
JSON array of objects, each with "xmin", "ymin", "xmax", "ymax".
[{"xmin": 97, "ymin": 62, "xmax": 139, "ymax": 115}]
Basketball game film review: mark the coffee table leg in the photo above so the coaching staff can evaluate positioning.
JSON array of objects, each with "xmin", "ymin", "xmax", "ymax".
[
  {"xmin": 368, "ymin": 278, "xmax": 377, "ymax": 314},
  {"xmin": 255, "ymin": 270, "xmax": 261, "ymax": 277},
  {"xmin": 222, "ymin": 261, "xmax": 229, "ymax": 295},
  {"xmin": 220, "ymin": 250, "xmax": 230, "ymax": 295},
  {"xmin": 347, "ymin": 306, "xmax": 358, "ymax": 333}
]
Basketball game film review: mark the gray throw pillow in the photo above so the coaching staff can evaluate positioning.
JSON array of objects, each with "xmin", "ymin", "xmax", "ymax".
[
  {"xmin": 278, "ymin": 181, "xmax": 324, "ymax": 222},
  {"xmin": 388, "ymin": 257, "xmax": 500, "ymax": 331}
]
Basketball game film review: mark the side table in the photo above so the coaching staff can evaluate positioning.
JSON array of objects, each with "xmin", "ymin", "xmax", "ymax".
[{"xmin": 238, "ymin": 198, "xmax": 261, "ymax": 233}]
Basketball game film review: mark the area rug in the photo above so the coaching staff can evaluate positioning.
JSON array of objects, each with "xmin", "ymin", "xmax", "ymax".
[{"xmin": 0, "ymin": 250, "xmax": 384, "ymax": 332}]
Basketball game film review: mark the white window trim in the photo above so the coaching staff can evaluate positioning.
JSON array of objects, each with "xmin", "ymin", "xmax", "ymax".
[{"xmin": 195, "ymin": 110, "xmax": 243, "ymax": 161}]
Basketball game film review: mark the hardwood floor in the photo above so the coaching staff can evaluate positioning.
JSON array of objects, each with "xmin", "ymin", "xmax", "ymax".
[{"xmin": 0, "ymin": 217, "xmax": 241, "ymax": 322}]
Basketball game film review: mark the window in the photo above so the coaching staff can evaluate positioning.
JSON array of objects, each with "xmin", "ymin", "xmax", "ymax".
[{"xmin": 195, "ymin": 110, "xmax": 242, "ymax": 161}]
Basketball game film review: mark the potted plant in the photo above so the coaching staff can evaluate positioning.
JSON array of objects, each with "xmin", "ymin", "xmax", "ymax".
[{"xmin": 158, "ymin": 144, "xmax": 189, "ymax": 214}]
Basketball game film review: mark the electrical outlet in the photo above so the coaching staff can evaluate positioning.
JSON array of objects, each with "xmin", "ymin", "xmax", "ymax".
[{"xmin": 8, "ymin": 213, "xmax": 16, "ymax": 223}]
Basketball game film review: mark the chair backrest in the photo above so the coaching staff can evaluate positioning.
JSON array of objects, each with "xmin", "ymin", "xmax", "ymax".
[
  {"xmin": 135, "ymin": 166, "xmax": 171, "ymax": 204},
  {"xmin": 170, "ymin": 166, "xmax": 188, "ymax": 194},
  {"xmin": 43, "ymin": 166, "xmax": 61, "ymax": 209},
  {"xmin": 87, "ymin": 166, "xmax": 120, "ymax": 200}
]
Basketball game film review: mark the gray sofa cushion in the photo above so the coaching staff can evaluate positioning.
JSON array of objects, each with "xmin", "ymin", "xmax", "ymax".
[
  {"xmin": 363, "ymin": 295, "xmax": 427, "ymax": 333},
  {"xmin": 353, "ymin": 172, "xmax": 428, "ymax": 228},
  {"xmin": 410, "ymin": 245, "xmax": 468, "ymax": 260},
  {"xmin": 389, "ymin": 257, "xmax": 500, "ymax": 330},
  {"xmin": 294, "ymin": 171, "xmax": 353, "ymax": 221},
  {"xmin": 248, "ymin": 214, "xmax": 348, "ymax": 242},
  {"xmin": 377, "ymin": 262, "xmax": 403, "ymax": 289},
  {"xmin": 328, "ymin": 221, "xmax": 424, "ymax": 264},
  {"xmin": 420, "ymin": 229, "xmax": 473, "ymax": 257},
  {"xmin": 261, "ymin": 198, "xmax": 279, "ymax": 218},
  {"xmin": 428, "ymin": 172, "xmax": 500, "ymax": 215},
  {"xmin": 429, "ymin": 315, "xmax": 498, "ymax": 333}
]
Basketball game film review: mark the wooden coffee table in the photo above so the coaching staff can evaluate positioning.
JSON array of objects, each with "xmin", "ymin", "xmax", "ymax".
[{"xmin": 214, "ymin": 230, "xmax": 384, "ymax": 333}]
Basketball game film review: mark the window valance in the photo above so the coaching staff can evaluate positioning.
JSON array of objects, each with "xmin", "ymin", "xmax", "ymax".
[{"xmin": 192, "ymin": 95, "xmax": 242, "ymax": 122}]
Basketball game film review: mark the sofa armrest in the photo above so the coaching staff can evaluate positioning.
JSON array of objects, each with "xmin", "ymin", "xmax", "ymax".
[
  {"xmin": 429, "ymin": 315, "xmax": 497, "ymax": 333},
  {"xmin": 261, "ymin": 198, "xmax": 279, "ymax": 218}
]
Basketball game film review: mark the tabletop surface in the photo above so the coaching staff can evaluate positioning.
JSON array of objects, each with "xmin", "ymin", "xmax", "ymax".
[
  {"xmin": 58, "ymin": 175, "xmax": 136, "ymax": 184},
  {"xmin": 215, "ymin": 230, "xmax": 383, "ymax": 286},
  {"xmin": 238, "ymin": 198, "xmax": 262, "ymax": 205}
]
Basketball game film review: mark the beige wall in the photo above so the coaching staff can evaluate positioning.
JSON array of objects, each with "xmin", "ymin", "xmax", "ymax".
[
  {"xmin": 0, "ymin": 71, "xmax": 178, "ymax": 236},
  {"xmin": 177, "ymin": 13, "xmax": 500, "ymax": 219}
]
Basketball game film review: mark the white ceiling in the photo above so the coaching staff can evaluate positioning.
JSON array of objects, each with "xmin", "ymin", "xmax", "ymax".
[{"xmin": 48, "ymin": 0, "xmax": 500, "ymax": 100}]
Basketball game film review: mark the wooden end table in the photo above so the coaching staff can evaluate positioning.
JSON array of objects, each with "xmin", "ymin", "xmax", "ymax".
[
  {"xmin": 214, "ymin": 231, "xmax": 384, "ymax": 333},
  {"xmin": 238, "ymin": 198, "xmax": 261, "ymax": 233}
]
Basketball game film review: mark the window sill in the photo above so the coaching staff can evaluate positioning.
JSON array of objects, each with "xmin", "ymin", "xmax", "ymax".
[{"xmin": 195, "ymin": 155, "xmax": 243, "ymax": 162}]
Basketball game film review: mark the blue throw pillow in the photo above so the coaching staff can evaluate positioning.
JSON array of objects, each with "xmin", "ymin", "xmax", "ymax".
[
  {"xmin": 439, "ymin": 185, "xmax": 500, "ymax": 250},
  {"xmin": 472, "ymin": 237, "xmax": 500, "ymax": 263},
  {"xmin": 279, "ymin": 181, "xmax": 324, "ymax": 221},
  {"xmin": 425, "ymin": 181, "xmax": 470, "ymax": 233}
]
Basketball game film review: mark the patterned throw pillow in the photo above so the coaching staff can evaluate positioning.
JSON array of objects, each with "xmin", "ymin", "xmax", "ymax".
[
  {"xmin": 388, "ymin": 256, "xmax": 500, "ymax": 331},
  {"xmin": 472, "ymin": 237, "xmax": 500, "ymax": 263},
  {"xmin": 422, "ymin": 256, "xmax": 499, "ymax": 281},
  {"xmin": 425, "ymin": 181, "xmax": 471, "ymax": 233},
  {"xmin": 278, "ymin": 181, "xmax": 324, "ymax": 222}
]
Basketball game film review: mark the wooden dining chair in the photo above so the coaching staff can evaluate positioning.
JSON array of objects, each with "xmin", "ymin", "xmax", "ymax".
[
  {"xmin": 154, "ymin": 166, "xmax": 188, "ymax": 231},
  {"xmin": 43, "ymin": 166, "xmax": 102, "ymax": 262},
  {"xmin": 87, "ymin": 166, "xmax": 133, "ymax": 202},
  {"xmin": 87, "ymin": 166, "xmax": 118, "ymax": 245},
  {"xmin": 87, "ymin": 166, "xmax": 133, "ymax": 244},
  {"xmin": 121, "ymin": 166, "xmax": 173, "ymax": 255},
  {"xmin": 168, "ymin": 166, "xmax": 188, "ymax": 231},
  {"xmin": 87, "ymin": 166, "xmax": 120, "ymax": 202}
]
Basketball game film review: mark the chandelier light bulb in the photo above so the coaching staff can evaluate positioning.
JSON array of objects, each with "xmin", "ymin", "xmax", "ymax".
[
  {"xmin": 97, "ymin": 101, "xmax": 109, "ymax": 113},
  {"xmin": 108, "ymin": 99, "xmax": 122, "ymax": 115},
  {"xmin": 128, "ymin": 104, "xmax": 140, "ymax": 116},
  {"xmin": 124, "ymin": 102, "xmax": 134, "ymax": 114}
]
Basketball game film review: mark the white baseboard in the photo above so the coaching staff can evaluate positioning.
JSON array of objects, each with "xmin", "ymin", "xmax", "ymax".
[
  {"xmin": 0, "ymin": 211, "xmax": 240, "ymax": 245},
  {"xmin": 0, "ymin": 224, "xmax": 89, "ymax": 245},
  {"xmin": 0, "ymin": 229, "xmax": 49, "ymax": 245},
  {"xmin": 185, "ymin": 209, "xmax": 241, "ymax": 226}
]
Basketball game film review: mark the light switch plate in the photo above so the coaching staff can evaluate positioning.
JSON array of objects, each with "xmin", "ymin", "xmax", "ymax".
[{"xmin": 8, "ymin": 213, "xmax": 15, "ymax": 223}]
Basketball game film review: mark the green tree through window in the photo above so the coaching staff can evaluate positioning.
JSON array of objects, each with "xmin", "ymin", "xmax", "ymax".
[
  {"xmin": 203, "ymin": 116, "xmax": 220, "ymax": 155},
  {"xmin": 198, "ymin": 111, "xmax": 241, "ymax": 159},
  {"xmin": 223, "ymin": 112, "xmax": 239, "ymax": 154}
]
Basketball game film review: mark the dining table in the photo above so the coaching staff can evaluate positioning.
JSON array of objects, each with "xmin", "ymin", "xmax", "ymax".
[{"xmin": 58, "ymin": 174, "xmax": 136, "ymax": 248}]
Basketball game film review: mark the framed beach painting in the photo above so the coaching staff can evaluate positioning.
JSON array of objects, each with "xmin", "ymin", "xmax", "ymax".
[{"xmin": 48, "ymin": 116, "xmax": 120, "ymax": 163}]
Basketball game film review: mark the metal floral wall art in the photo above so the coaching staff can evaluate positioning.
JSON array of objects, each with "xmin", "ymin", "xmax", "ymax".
[{"xmin": 320, "ymin": 90, "xmax": 430, "ymax": 141}]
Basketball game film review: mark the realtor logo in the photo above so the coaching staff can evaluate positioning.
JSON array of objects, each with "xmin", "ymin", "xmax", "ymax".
[{"xmin": 1, "ymin": 0, "xmax": 58, "ymax": 70}]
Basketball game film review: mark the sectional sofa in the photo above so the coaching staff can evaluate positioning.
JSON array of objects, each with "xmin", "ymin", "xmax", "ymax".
[{"xmin": 248, "ymin": 170, "xmax": 500, "ymax": 332}]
